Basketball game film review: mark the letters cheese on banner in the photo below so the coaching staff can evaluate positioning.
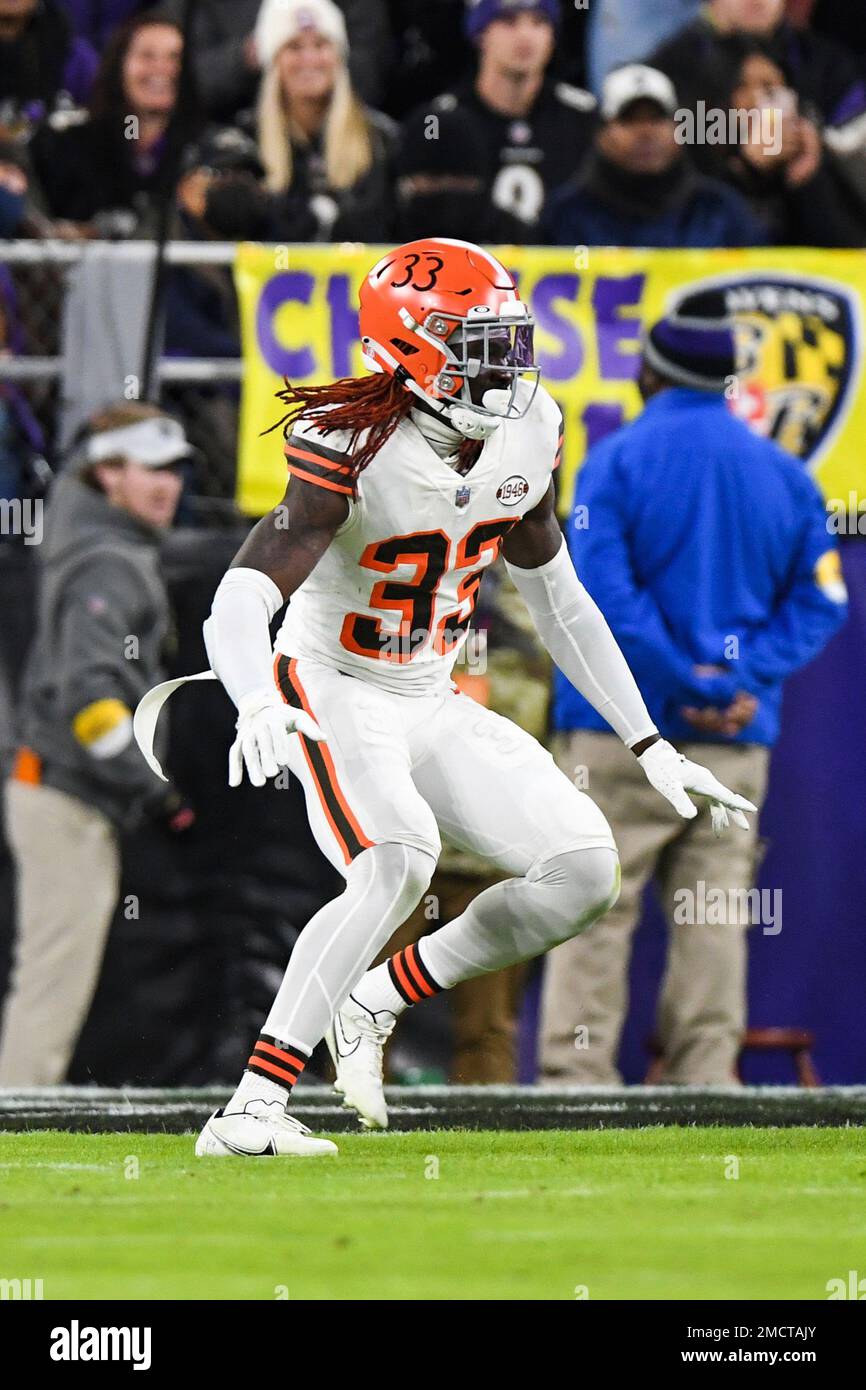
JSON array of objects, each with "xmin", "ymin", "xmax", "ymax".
[{"xmin": 234, "ymin": 243, "xmax": 866, "ymax": 518}]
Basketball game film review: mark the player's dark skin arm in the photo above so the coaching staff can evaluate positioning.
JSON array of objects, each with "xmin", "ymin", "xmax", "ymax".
[
  {"xmin": 502, "ymin": 479, "xmax": 660, "ymax": 758},
  {"xmin": 230, "ymin": 478, "xmax": 349, "ymax": 599}
]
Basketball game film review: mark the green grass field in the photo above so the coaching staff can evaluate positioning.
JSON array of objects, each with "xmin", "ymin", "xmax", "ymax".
[{"xmin": 1, "ymin": 1127, "xmax": 864, "ymax": 1300}]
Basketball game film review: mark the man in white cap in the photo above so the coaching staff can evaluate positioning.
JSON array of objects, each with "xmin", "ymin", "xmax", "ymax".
[
  {"xmin": 543, "ymin": 63, "xmax": 762, "ymax": 246},
  {"xmin": 0, "ymin": 402, "xmax": 192, "ymax": 1085}
]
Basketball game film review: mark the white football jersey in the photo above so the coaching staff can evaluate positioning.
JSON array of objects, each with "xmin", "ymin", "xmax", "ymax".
[{"xmin": 275, "ymin": 380, "xmax": 563, "ymax": 695}]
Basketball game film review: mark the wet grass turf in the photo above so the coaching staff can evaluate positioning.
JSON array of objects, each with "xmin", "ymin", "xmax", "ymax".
[{"xmin": 1, "ymin": 1127, "xmax": 864, "ymax": 1300}]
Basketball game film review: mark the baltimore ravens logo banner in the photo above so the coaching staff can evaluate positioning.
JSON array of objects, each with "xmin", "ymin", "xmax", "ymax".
[{"xmin": 234, "ymin": 244, "xmax": 865, "ymax": 517}]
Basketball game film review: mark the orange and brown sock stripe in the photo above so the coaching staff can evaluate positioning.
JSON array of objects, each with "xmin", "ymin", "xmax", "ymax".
[
  {"xmin": 246, "ymin": 1034, "xmax": 309, "ymax": 1093},
  {"xmin": 387, "ymin": 942, "xmax": 443, "ymax": 1007}
]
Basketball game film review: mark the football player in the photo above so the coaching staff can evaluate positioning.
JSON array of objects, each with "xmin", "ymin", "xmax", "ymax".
[{"xmin": 136, "ymin": 238, "xmax": 756, "ymax": 1156}]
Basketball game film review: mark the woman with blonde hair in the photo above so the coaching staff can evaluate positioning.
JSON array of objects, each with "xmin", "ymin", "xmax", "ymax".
[{"xmin": 252, "ymin": 0, "xmax": 396, "ymax": 241}]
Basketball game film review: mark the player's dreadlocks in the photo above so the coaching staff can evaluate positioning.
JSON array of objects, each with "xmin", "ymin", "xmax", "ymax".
[{"xmin": 264, "ymin": 373, "xmax": 482, "ymax": 483}]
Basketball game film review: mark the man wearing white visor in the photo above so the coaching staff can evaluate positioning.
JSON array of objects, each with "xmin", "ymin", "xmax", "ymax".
[{"xmin": 0, "ymin": 402, "xmax": 192, "ymax": 1085}]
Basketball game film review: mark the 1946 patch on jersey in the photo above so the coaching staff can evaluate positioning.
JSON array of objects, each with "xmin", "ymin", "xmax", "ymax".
[{"xmin": 496, "ymin": 475, "xmax": 529, "ymax": 505}]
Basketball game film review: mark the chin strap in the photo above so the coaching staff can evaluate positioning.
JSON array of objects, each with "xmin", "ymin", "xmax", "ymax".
[
  {"xmin": 445, "ymin": 404, "xmax": 503, "ymax": 440},
  {"xmin": 440, "ymin": 387, "xmax": 515, "ymax": 440},
  {"xmin": 421, "ymin": 389, "xmax": 506, "ymax": 440},
  {"xmin": 401, "ymin": 370, "xmax": 504, "ymax": 441}
]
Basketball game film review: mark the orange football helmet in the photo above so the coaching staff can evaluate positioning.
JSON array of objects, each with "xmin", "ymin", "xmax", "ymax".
[{"xmin": 359, "ymin": 237, "xmax": 539, "ymax": 439}]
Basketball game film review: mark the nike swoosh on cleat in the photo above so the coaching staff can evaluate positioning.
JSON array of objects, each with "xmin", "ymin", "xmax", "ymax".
[
  {"xmin": 333, "ymin": 1014, "xmax": 361, "ymax": 1058},
  {"xmin": 212, "ymin": 1127, "xmax": 277, "ymax": 1157}
]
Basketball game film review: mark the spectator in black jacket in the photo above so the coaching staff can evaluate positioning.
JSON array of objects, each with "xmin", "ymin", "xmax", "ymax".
[
  {"xmin": 0, "ymin": 0, "xmax": 97, "ymax": 127},
  {"xmin": 251, "ymin": 0, "xmax": 396, "ymax": 242},
  {"xmin": 424, "ymin": 0, "xmax": 597, "ymax": 235},
  {"xmin": 28, "ymin": 8, "xmax": 200, "ymax": 234},
  {"xmin": 651, "ymin": 0, "xmax": 866, "ymax": 143},
  {"xmin": 720, "ymin": 48, "xmax": 866, "ymax": 246},
  {"xmin": 394, "ymin": 102, "xmax": 530, "ymax": 245}
]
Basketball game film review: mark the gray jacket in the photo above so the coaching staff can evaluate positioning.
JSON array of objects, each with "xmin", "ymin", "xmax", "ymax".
[{"xmin": 16, "ymin": 475, "xmax": 171, "ymax": 827}]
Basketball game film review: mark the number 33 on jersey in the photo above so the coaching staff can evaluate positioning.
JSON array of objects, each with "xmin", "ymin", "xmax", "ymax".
[{"xmin": 276, "ymin": 381, "xmax": 564, "ymax": 695}]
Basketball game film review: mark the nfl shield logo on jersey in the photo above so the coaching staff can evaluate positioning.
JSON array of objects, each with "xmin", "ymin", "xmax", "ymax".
[{"xmin": 455, "ymin": 485, "xmax": 472, "ymax": 509}]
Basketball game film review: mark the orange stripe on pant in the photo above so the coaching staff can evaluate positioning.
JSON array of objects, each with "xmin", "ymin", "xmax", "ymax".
[{"xmin": 273, "ymin": 655, "xmax": 374, "ymax": 865}]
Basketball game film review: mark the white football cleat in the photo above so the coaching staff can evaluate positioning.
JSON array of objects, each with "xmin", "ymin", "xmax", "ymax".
[
  {"xmin": 325, "ymin": 994, "xmax": 396, "ymax": 1130},
  {"xmin": 195, "ymin": 1099, "xmax": 338, "ymax": 1157}
]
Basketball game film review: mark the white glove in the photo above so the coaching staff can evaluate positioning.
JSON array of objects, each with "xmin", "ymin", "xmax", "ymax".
[
  {"xmin": 229, "ymin": 689, "xmax": 323, "ymax": 788},
  {"xmin": 637, "ymin": 738, "xmax": 758, "ymax": 836}
]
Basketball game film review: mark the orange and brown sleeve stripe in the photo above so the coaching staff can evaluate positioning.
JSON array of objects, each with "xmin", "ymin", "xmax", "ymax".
[
  {"xmin": 247, "ymin": 1033, "xmax": 309, "ymax": 1092},
  {"xmin": 387, "ymin": 942, "xmax": 443, "ymax": 1007},
  {"xmin": 285, "ymin": 431, "xmax": 354, "ymax": 495}
]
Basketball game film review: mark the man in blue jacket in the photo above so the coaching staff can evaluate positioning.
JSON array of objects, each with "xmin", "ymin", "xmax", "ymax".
[{"xmin": 539, "ymin": 313, "xmax": 847, "ymax": 1085}]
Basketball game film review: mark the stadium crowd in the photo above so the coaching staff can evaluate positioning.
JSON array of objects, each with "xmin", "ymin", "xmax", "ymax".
[
  {"xmin": 2, "ymin": 0, "xmax": 865, "ymax": 249},
  {"xmin": 0, "ymin": 0, "xmax": 863, "ymax": 1089}
]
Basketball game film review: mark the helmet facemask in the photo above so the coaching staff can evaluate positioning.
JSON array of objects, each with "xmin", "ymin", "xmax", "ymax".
[{"xmin": 399, "ymin": 301, "xmax": 540, "ymax": 439}]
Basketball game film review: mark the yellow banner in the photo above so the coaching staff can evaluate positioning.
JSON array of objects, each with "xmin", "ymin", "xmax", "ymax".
[{"xmin": 235, "ymin": 243, "xmax": 866, "ymax": 517}]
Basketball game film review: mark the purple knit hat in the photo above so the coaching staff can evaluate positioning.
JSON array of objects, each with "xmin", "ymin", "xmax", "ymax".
[
  {"xmin": 643, "ymin": 314, "xmax": 738, "ymax": 393},
  {"xmin": 464, "ymin": 0, "xmax": 561, "ymax": 43}
]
